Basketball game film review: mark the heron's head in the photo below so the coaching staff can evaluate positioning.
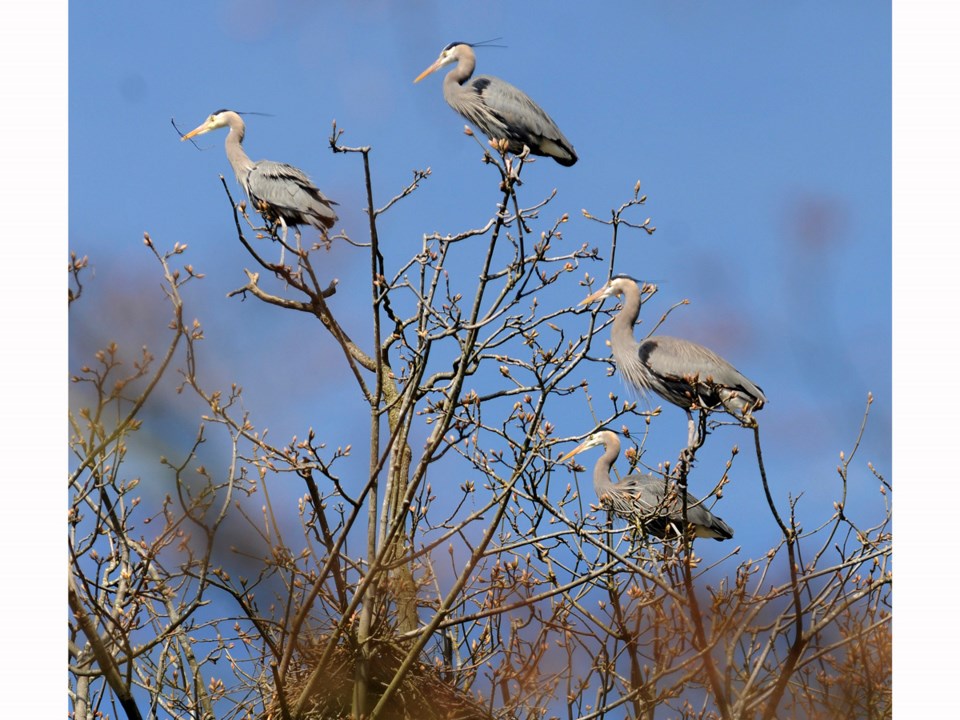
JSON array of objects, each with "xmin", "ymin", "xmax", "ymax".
[
  {"xmin": 414, "ymin": 42, "xmax": 472, "ymax": 83},
  {"xmin": 557, "ymin": 430, "xmax": 618, "ymax": 464},
  {"xmin": 181, "ymin": 109, "xmax": 235, "ymax": 141},
  {"xmin": 579, "ymin": 275, "xmax": 642, "ymax": 307}
]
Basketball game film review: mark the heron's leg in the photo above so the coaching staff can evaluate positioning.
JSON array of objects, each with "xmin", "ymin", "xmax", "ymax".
[
  {"xmin": 513, "ymin": 145, "xmax": 530, "ymax": 182},
  {"xmin": 684, "ymin": 409, "xmax": 710, "ymax": 448},
  {"xmin": 680, "ymin": 410, "xmax": 709, "ymax": 475},
  {"xmin": 277, "ymin": 217, "xmax": 289, "ymax": 266},
  {"xmin": 504, "ymin": 154, "xmax": 516, "ymax": 180},
  {"xmin": 677, "ymin": 410, "xmax": 696, "ymax": 476}
]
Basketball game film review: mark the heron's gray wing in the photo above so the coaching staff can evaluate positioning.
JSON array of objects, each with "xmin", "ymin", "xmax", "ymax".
[
  {"xmin": 638, "ymin": 336, "xmax": 766, "ymax": 412},
  {"xmin": 247, "ymin": 160, "xmax": 338, "ymax": 231},
  {"xmin": 618, "ymin": 473, "xmax": 669, "ymax": 510},
  {"xmin": 469, "ymin": 75, "xmax": 577, "ymax": 165},
  {"xmin": 620, "ymin": 474, "xmax": 733, "ymax": 541},
  {"xmin": 614, "ymin": 474, "xmax": 673, "ymax": 538}
]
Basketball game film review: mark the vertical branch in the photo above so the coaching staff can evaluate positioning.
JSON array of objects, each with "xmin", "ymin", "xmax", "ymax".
[
  {"xmin": 675, "ymin": 416, "xmax": 728, "ymax": 718},
  {"xmin": 606, "ymin": 574, "xmax": 649, "ymax": 720},
  {"xmin": 355, "ymin": 140, "xmax": 391, "ymax": 717},
  {"xmin": 678, "ymin": 535, "xmax": 731, "ymax": 720},
  {"xmin": 753, "ymin": 424, "xmax": 808, "ymax": 720}
]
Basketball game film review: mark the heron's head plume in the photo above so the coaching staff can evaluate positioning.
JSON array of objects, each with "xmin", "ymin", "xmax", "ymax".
[{"xmin": 442, "ymin": 38, "xmax": 506, "ymax": 52}]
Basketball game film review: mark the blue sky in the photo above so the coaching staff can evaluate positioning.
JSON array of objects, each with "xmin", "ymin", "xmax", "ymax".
[
  {"xmin": 6, "ymin": 0, "xmax": 955, "ymax": 715},
  {"xmin": 68, "ymin": 0, "xmax": 892, "ymax": 547}
]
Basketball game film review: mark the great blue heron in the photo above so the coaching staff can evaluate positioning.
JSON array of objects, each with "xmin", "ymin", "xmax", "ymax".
[
  {"xmin": 414, "ymin": 42, "xmax": 577, "ymax": 166},
  {"xmin": 181, "ymin": 110, "xmax": 338, "ymax": 249},
  {"xmin": 558, "ymin": 430, "xmax": 734, "ymax": 541},
  {"xmin": 582, "ymin": 275, "xmax": 766, "ymax": 447}
]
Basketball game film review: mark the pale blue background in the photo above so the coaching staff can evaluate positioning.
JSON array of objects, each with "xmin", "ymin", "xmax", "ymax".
[{"xmin": 70, "ymin": 1, "xmax": 890, "ymax": 529}]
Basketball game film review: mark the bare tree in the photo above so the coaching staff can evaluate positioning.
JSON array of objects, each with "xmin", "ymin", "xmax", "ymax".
[{"xmin": 69, "ymin": 129, "xmax": 891, "ymax": 720}]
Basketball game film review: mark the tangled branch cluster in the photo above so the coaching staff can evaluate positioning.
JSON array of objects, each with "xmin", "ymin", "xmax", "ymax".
[{"xmin": 69, "ymin": 133, "xmax": 890, "ymax": 720}]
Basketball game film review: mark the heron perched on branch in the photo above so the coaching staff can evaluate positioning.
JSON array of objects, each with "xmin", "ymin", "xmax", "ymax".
[
  {"xmin": 414, "ymin": 41, "xmax": 578, "ymax": 166},
  {"xmin": 181, "ymin": 110, "xmax": 338, "ymax": 246},
  {"xmin": 581, "ymin": 275, "xmax": 766, "ymax": 447},
  {"xmin": 558, "ymin": 430, "xmax": 734, "ymax": 541}
]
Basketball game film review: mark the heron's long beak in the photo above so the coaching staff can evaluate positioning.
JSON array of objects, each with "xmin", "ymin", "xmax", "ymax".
[
  {"xmin": 180, "ymin": 122, "xmax": 210, "ymax": 142},
  {"xmin": 579, "ymin": 285, "xmax": 610, "ymax": 306},
  {"xmin": 414, "ymin": 60, "xmax": 442, "ymax": 83},
  {"xmin": 557, "ymin": 441, "xmax": 590, "ymax": 464}
]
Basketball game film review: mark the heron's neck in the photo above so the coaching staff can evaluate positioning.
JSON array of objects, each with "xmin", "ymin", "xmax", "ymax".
[
  {"xmin": 593, "ymin": 437, "xmax": 621, "ymax": 495},
  {"xmin": 610, "ymin": 285, "xmax": 642, "ymax": 363},
  {"xmin": 224, "ymin": 124, "xmax": 254, "ymax": 185},
  {"xmin": 448, "ymin": 48, "xmax": 476, "ymax": 86}
]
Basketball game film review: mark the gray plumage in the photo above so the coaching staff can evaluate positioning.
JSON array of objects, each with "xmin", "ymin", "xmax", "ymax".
[
  {"xmin": 414, "ymin": 42, "xmax": 577, "ymax": 166},
  {"xmin": 182, "ymin": 109, "xmax": 338, "ymax": 234},
  {"xmin": 559, "ymin": 430, "xmax": 733, "ymax": 541},
  {"xmin": 581, "ymin": 275, "xmax": 765, "ymax": 443}
]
